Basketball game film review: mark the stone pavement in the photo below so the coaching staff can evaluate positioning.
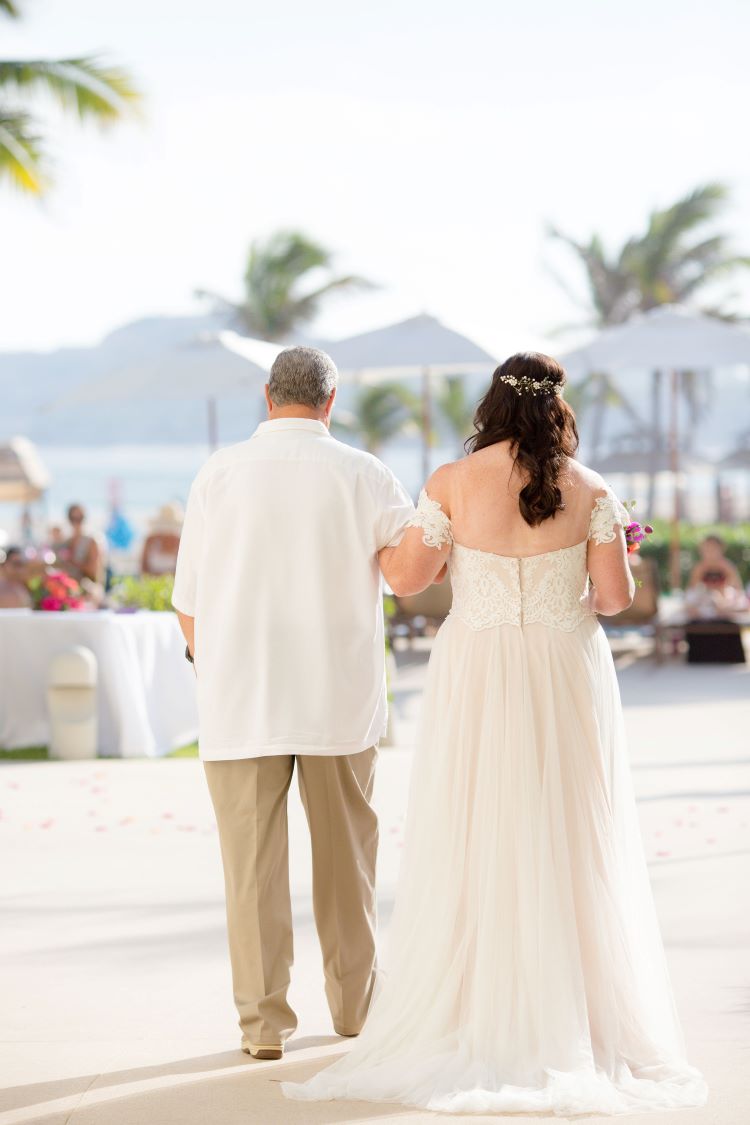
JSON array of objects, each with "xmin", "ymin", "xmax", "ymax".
[{"xmin": 1, "ymin": 651, "xmax": 749, "ymax": 1124}]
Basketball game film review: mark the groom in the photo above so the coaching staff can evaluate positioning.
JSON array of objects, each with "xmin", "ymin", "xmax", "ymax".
[{"xmin": 172, "ymin": 346, "xmax": 414, "ymax": 1059}]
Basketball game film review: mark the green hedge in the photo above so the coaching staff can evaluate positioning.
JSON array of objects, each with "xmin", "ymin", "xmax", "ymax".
[
  {"xmin": 109, "ymin": 574, "xmax": 175, "ymax": 611},
  {"xmin": 639, "ymin": 521, "xmax": 750, "ymax": 590}
]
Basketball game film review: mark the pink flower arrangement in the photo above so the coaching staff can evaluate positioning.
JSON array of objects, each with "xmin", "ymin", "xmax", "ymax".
[
  {"xmin": 622, "ymin": 502, "xmax": 654, "ymax": 555},
  {"xmin": 29, "ymin": 570, "xmax": 86, "ymax": 612}
]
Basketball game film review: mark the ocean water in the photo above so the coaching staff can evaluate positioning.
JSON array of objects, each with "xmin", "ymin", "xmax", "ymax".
[
  {"xmin": 1, "ymin": 440, "xmax": 747, "ymax": 552},
  {"xmin": 0, "ymin": 441, "xmax": 458, "ymax": 548}
]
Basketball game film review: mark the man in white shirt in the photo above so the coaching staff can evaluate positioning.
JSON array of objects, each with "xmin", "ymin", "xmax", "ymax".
[{"xmin": 173, "ymin": 346, "xmax": 414, "ymax": 1060}]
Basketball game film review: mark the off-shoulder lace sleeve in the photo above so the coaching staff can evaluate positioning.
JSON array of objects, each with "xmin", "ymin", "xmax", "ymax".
[
  {"xmin": 588, "ymin": 488, "xmax": 631, "ymax": 545},
  {"xmin": 407, "ymin": 489, "xmax": 453, "ymax": 549}
]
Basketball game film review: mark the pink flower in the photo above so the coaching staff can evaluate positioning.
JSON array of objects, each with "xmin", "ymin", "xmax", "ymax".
[{"xmin": 39, "ymin": 596, "xmax": 64, "ymax": 612}]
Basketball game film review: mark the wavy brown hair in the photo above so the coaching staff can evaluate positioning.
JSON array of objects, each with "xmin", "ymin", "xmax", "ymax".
[{"xmin": 465, "ymin": 352, "xmax": 579, "ymax": 527}]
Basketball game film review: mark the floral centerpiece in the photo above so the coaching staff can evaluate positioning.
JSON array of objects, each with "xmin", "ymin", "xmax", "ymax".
[{"xmin": 28, "ymin": 570, "xmax": 86, "ymax": 612}]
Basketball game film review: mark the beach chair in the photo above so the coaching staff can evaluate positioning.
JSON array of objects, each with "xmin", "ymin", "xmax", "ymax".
[{"xmin": 600, "ymin": 556, "xmax": 666, "ymax": 660}]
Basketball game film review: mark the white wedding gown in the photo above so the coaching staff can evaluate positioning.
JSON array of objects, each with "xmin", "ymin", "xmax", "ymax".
[{"xmin": 283, "ymin": 488, "xmax": 707, "ymax": 1116}]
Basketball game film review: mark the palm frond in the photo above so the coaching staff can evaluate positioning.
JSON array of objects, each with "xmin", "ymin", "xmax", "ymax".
[
  {"xmin": 635, "ymin": 183, "xmax": 730, "ymax": 293},
  {"xmin": 437, "ymin": 375, "xmax": 477, "ymax": 444},
  {"xmin": 0, "ymin": 56, "xmax": 142, "ymax": 124},
  {"xmin": 200, "ymin": 228, "xmax": 379, "ymax": 340},
  {"xmin": 287, "ymin": 274, "xmax": 377, "ymax": 326},
  {"xmin": 0, "ymin": 109, "xmax": 45, "ymax": 192},
  {"xmin": 547, "ymin": 223, "xmax": 638, "ymax": 325},
  {"xmin": 354, "ymin": 383, "xmax": 419, "ymax": 453}
]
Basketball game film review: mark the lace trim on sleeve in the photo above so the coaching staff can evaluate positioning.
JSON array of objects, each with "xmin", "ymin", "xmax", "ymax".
[
  {"xmin": 588, "ymin": 489, "xmax": 631, "ymax": 545},
  {"xmin": 407, "ymin": 489, "xmax": 453, "ymax": 549}
]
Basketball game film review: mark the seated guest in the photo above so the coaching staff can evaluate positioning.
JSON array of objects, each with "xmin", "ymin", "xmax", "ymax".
[
  {"xmin": 685, "ymin": 535, "xmax": 746, "ymax": 664},
  {"xmin": 56, "ymin": 504, "xmax": 105, "ymax": 585},
  {"xmin": 141, "ymin": 503, "xmax": 183, "ymax": 576},
  {"xmin": 0, "ymin": 546, "xmax": 32, "ymax": 608},
  {"xmin": 689, "ymin": 535, "xmax": 743, "ymax": 593}
]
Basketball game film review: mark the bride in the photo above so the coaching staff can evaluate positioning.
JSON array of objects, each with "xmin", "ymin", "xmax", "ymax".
[{"xmin": 283, "ymin": 352, "xmax": 707, "ymax": 1116}]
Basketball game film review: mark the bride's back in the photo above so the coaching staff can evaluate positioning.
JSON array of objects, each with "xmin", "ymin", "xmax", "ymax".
[
  {"xmin": 382, "ymin": 352, "xmax": 633, "ymax": 618},
  {"xmin": 443, "ymin": 443, "xmax": 601, "ymax": 559}
]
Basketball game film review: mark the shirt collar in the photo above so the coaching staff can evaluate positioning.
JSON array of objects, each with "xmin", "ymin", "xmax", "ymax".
[{"xmin": 253, "ymin": 418, "xmax": 331, "ymax": 438}]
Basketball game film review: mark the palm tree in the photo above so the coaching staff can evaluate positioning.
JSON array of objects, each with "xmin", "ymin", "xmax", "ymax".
[
  {"xmin": 0, "ymin": 2, "xmax": 141, "ymax": 194},
  {"xmin": 197, "ymin": 229, "xmax": 375, "ymax": 342},
  {"xmin": 548, "ymin": 184, "xmax": 750, "ymax": 327},
  {"xmin": 340, "ymin": 383, "xmax": 419, "ymax": 456},
  {"xmin": 548, "ymin": 183, "xmax": 750, "ymax": 504}
]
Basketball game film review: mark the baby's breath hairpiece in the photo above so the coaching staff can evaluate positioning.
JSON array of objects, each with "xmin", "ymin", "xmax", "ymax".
[{"xmin": 497, "ymin": 372, "xmax": 564, "ymax": 397}]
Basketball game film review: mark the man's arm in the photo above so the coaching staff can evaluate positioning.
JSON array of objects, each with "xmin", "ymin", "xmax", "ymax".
[
  {"xmin": 171, "ymin": 476, "xmax": 205, "ymax": 660},
  {"xmin": 176, "ymin": 610, "xmax": 195, "ymax": 658},
  {"xmin": 379, "ymin": 466, "xmax": 453, "ymax": 596}
]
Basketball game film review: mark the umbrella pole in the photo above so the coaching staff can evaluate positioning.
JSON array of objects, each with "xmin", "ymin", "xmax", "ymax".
[
  {"xmin": 207, "ymin": 397, "xmax": 219, "ymax": 453},
  {"xmin": 668, "ymin": 369, "xmax": 681, "ymax": 591},
  {"xmin": 421, "ymin": 367, "xmax": 432, "ymax": 483}
]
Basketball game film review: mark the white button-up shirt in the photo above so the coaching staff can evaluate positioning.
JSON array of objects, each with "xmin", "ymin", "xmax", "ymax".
[{"xmin": 172, "ymin": 418, "xmax": 414, "ymax": 760}]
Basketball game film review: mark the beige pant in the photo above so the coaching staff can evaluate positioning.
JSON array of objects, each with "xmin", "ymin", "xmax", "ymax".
[{"xmin": 204, "ymin": 747, "xmax": 378, "ymax": 1049}]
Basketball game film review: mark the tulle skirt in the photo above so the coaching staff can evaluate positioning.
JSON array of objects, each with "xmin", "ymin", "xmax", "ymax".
[{"xmin": 283, "ymin": 615, "xmax": 708, "ymax": 1115}]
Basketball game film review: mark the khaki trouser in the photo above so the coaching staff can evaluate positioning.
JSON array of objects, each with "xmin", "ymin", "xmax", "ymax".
[{"xmin": 204, "ymin": 747, "xmax": 378, "ymax": 1049}]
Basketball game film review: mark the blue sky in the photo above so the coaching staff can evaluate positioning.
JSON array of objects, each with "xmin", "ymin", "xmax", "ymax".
[{"xmin": 3, "ymin": 0, "xmax": 749, "ymax": 356}]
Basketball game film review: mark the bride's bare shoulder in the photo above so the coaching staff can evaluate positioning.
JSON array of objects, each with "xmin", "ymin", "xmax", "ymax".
[
  {"xmin": 424, "ymin": 460, "xmax": 462, "ymax": 510},
  {"xmin": 563, "ymin": 458, "xmax": 608, "ymax": 497}
]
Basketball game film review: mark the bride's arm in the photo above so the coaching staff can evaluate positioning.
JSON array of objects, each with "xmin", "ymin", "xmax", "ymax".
[
  {"xmin": 379, "ymin": 469, "xmax": 453, "ymax": 597},
  {"xmin": 586, "ymin": 488, "xmax": 635, "ymax": 615}
]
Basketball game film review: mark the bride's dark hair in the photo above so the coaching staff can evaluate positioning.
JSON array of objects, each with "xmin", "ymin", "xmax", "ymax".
[{"xmin": 465, "ymin": 352, "xmax": 579, "ymax": 527}]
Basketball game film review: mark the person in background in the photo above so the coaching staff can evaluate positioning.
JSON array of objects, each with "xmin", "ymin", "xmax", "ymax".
[
  {"xmin": 0, "ymin": 546, "xmax": 32, "ymax": 608},
  {"xmin": 141, "ymin": 502, "xmax": 183, "ymax": 577},
  {"xmin": 55, "ymin": 504, "xmax": 104, "ymax": 586},
  {"xmin": 688, "ymin": 534, "xmax": 743, "ymax": 593},
  {"xmin": 48, "ymin": 525, "xmax": 64, "ymax": 549}
]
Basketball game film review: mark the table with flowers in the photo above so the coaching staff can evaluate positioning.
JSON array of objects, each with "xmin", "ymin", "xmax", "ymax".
[{"xmin": 0, "ymin": 607, "xmax": 198, "ymax": 757}]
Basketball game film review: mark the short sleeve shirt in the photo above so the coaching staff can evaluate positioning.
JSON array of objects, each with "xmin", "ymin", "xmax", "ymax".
[{"xmin": 172, "ymin": 418, "xmax": 415, "ymax": 760}]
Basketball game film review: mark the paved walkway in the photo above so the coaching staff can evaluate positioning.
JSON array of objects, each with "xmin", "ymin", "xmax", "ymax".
[{"xmin": 1, "ymin": 651, "xmax": 749, "ymax": 1124}]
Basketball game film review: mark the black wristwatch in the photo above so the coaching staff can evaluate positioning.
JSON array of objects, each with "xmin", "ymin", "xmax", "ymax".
[{"xmin": 185, "ymin": 644, "xmax": 195, "ymax": 665}]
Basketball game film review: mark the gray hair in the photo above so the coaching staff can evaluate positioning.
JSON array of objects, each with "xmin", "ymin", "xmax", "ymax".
[{"xmin": 268, "ymin": 346, "xmax": 338, "ymax": 409}]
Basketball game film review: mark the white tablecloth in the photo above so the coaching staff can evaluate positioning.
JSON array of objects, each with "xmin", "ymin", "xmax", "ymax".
[{"xmin": 0, "ymin": 609, "xmax": 198, "ymax": 757}]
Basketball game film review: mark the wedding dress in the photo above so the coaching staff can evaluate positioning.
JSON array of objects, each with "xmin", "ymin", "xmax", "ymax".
[{"xmin": 283, "ymin": 487, "xmax": 707, "ymax": 1116}]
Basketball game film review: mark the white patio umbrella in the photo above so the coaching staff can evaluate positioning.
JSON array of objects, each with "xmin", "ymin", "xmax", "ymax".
[
  {"xmin": 0, "ymin": 436, "xmax": 50, "ymax": 502},
  {"xmin": 326, "ymin": 314, "xmax": 497, "ymax": 480},
  {"xmin": 560, "ymin": 305, "xmax": 750, "ymax": 587},
  {"xmin": 561, "ymin": 304, "xmax": 750, "ymax": 375},
  {"xmin": 53, "ymin": 331, "xmax": 284, "ymax": 450}
]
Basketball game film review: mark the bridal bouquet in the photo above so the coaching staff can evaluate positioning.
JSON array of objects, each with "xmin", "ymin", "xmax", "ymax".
[
  {"xmin": 29, "ymin": 569, "xmax": 86, "ymax": 612},
  {"xmin": 622, "ymin": 502, "xmax": 653, "ymax": 555}
]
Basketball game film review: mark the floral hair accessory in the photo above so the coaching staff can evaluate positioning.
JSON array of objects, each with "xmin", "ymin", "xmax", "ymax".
[{"xmin": 497, "ymin": 372, "xmax": 564, "ymax": 397}]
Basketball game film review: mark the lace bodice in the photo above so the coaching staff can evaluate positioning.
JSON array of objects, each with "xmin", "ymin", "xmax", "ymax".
[{"xmin": 408, "ymin": 487, "xmax": 630, "ymax": 633}]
